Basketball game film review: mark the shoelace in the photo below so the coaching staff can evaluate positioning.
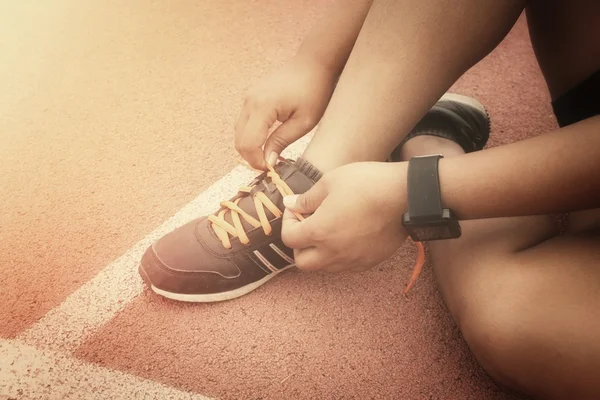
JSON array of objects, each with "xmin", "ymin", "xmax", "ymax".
[
  {"xmin": 208, "ymin": 159, "xmax": 425, "ymax": 294},
  {"xmin": 208, "ymin": 161, "xmax": 304, "ymax": 250}
]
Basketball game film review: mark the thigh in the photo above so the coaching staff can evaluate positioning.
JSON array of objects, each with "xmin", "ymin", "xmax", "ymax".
[
  {"xmin": 429, "ymin": 214, "xmax": 559, "ymax": 318},
  {"xmin": 473, "ymin": 232, "xmax": 600, "ymax": 399},
  {"xmin": 431, "ymin": 211, "xmax": 600, "ymax": 333},
  {"xmin": 433, "ymin": 222, "xmax": 600, "ymax": 399}
]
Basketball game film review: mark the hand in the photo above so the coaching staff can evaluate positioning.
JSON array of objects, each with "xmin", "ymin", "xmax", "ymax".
[
  {"xmin": 281, "ymin": 162, "xmax": 409, "ymax": 272},
  {"xmin": 235, "ymin": 55, "xmax": 337, "ymax": 170}
]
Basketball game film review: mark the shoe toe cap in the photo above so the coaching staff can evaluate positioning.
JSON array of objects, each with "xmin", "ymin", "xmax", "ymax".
[
  {"xmin": 153, "ymin": 218, "xmax": 239, "ymax": 276},
  {"xmin": 140, "ymin": 218, "xmax": 243, "ymax": 295}
]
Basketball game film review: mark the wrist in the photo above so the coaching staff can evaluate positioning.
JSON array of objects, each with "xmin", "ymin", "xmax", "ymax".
[
  {"xmin": 401, "ymin": 155, "xmax": 462, "ymax": 241},
  {"xmin": 437, "ymin": 156, "xmax": 466, "ymax": 220},
  {"xmin": 383, "ymin": 161, "xmax": 409, "ymax": 216}
]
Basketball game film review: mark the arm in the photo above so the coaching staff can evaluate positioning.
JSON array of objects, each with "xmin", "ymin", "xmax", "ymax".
[
  {"xmin": 280, "ymin": 118, "xmax": 599, "ymax": 272},
  {"xmin": 436, "ymin": 116, "xmax": 600, "ymax": 219},
  {"xmin": 295, "ymin": 0, "xmax": 374, "ymax": 76},
  {"xmin": 235, "ymin": 0, "xmax": 373, "ymax": 170}
]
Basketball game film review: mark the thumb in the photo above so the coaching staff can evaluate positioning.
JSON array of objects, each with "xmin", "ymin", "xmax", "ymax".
[
  {"xmin": 283, "ymin": 180, "xmax": 328, "ymax": 215},
  {"xmin": 264, "ymin": 117, "xmax": 314, "ymax": 166}
]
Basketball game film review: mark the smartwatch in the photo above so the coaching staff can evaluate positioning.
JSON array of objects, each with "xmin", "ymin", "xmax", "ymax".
[{"xmin": 401, "ymin": 154, "xmax": 461, "ymax": 241}]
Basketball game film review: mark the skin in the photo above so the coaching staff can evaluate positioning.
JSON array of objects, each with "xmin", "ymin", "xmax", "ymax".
[
  {"xmin": 300, "ymin": 0, "xmax": 525, "ymax": 172},
  {"xmin": 282, "ymin": 115, "xmax": 600, "ymax": 271},
  {"xmin": 235, "ymin": 0, "xmax": 600, "ymax": 397},
  {"xmin": 234, "ymin": 0, "xmax": 374, "ymax": 170}
]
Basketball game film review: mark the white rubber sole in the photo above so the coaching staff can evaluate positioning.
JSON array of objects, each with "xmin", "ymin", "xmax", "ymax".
[
  {"xmin": 439, "ymin": 92, "xmax": 487, "ymax": 115},
  {"xmin": 148, "ymin": 264, "xmax": 295, "ymax": 303}
]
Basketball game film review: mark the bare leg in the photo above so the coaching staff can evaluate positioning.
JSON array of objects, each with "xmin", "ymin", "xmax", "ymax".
[
  {"xmin": 301, "ymin": 0, "xmax": 525, "ymax": 172},
  {"xmin": 399, "ymin": 132, "xmax": 600, "ymax": 400}
]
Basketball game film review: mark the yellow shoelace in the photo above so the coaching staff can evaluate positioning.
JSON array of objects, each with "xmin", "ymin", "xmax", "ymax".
[
  {"xmin": 208, "ymin": 159, "xmax": 425, "ymax": 294},
  {"xmin": 208, "ymin": 162, "xmax": 304, "ymax": 250}
]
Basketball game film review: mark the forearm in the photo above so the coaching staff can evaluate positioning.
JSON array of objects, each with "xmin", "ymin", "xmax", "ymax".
[
  {"xmin": 296, "ymin": 0, "xmax": 373, "ymax": 76},
  {"xmin": 438, "ymin": 116, "xmax": 600, "ymax": 219}
]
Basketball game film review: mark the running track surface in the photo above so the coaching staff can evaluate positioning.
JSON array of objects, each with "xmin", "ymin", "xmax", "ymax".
[{"xmin": 1, "ymin": 1, "xmax": 557, "ymax": 399}]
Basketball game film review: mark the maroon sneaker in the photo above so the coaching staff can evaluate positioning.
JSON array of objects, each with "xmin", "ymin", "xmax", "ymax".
[{"xmin": 139, "ymin": 158, "xmax": 320, "ymax": 302}]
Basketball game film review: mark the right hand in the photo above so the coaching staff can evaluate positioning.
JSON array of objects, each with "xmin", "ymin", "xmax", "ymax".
[{"xmin": 235, "ymin": 55, "xmax": 337, "ymax": 170}]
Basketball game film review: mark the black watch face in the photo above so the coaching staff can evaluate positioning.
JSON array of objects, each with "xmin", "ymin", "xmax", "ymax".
[
  {"xmin": 403, "ymin": 212, "xmax": 461, "ymax": 241},
  {"xmin": 408, "ymin": 224, "xmax": 458, "ymax": 241}
]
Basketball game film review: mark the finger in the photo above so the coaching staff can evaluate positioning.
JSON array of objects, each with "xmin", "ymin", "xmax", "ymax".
[
  {"xmin": 263, "ymin": 116, "xmax": 314, "ymax": 167},
  {"xmin": 283, "ymin": 180, "xmax": 328, "ymax": 215},
  {"xmin": 236, "ymin": 113, "xmax": 271, "ymax": 170},
  {"xmin": 293, "ymin": 247, "xmax": 330, "ymax": 271},
  {"xmin": 281, "ymin": 208, "xmax": 315, "ymax": 249}
]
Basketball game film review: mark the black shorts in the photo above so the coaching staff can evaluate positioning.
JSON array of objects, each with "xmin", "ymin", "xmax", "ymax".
[{"xmin": 551, "ymin": 69, "xmax": 600, "ymax": 127}]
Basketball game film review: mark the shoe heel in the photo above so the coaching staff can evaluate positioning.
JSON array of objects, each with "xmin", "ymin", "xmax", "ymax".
[{"xmin": 440, "ymin": 93, "xmax": 487, "ymax": 115}]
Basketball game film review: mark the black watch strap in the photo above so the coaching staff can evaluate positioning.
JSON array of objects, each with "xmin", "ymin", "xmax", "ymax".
[{"xmin": 407, "ymin": 154, "xmax": 444, "ymax": 223}]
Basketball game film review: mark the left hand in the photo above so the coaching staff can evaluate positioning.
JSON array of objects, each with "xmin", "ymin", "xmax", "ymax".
[{"xmin": 281, "ymin": 161, "xmax": 409, "ymax": 273}]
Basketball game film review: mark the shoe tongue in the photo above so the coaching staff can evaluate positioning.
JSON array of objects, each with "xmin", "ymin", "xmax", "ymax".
[{"xmin": 220, "ymin": 160, "xmax": 316, "ymax": 234}]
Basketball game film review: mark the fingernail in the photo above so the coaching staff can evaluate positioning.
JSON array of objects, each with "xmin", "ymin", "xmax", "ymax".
[
  {"xmin": 283, "ymin": 195, "xmax": 298, "ymax": 208},
  {"xmin": 267, "ymin": 152, "xmax": 279, "ymax": 167}
]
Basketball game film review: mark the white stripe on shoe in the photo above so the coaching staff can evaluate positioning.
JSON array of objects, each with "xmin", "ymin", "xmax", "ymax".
[
  {"xmin": 269, "ymin": 243, "xmax": 294, "ymax": 264},
  {"xmin": 253, "ymin": 250, "xmax": 278, "ymax": 273}
]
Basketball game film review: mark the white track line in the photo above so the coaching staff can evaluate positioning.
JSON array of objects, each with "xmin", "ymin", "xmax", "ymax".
[
  {"xmin": 18, "ymin": 136, "xmax": 311, "ymax": 353},
  {"xmin": 0, "ymin": 339, "xmax": 211, "ymax": 400}
]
